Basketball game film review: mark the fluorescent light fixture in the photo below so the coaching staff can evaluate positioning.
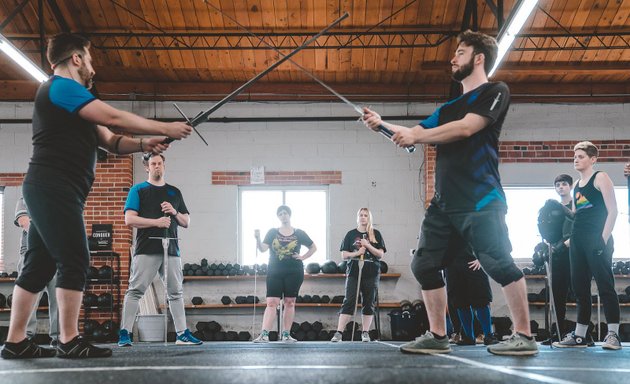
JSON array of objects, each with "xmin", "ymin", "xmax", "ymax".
[
  {"xmin": 0, "ymin": 33, "xmax": 48, "ymax": 83},
  {"xmin": 488, "ymin": 0, "xmax": 538, "ymax": 77}
]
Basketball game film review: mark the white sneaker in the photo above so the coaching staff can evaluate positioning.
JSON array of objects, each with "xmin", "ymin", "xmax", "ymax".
[
  {"xmin": 253, "ymin": 331, "xmax": 270, "ymax": 343},
  {"xmin": 330, "ymin": 331, "xmax": 343, "ymax": 342},
  {"xmin": 602, "ymin": 331, "xmax": 622, "ymax": 350},
  {"xmin": 281, "ymin": 331, "xmax": 297, "ymax": 343},
  {"xmin": 361, "ymin": 331, "xmax": 370, "ymax": 342}
]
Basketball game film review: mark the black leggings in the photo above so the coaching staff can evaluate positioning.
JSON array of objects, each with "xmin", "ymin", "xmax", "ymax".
[
  {"xmin": 569, "ymin": 233, "xmax": 618, "ymax": 325},
  {"xmin": 16, "ymin": 181, "xmax": 90, "ymax": 292},
  {"xmin": 550, "ymin": 246, "xmax": 571, "ymax": 333},
  {"xmin": 339, "ymin": 272, "xmax": 379, "ymax": 316}
]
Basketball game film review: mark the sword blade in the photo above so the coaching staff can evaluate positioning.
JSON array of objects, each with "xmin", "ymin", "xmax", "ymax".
[{"xmin": 189, "ymin": 12, "xmax": 349, "ymax": 127}]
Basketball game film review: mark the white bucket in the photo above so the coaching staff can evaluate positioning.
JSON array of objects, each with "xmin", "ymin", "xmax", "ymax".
[{"xmin": 136, "ymin": 315, "xmax": 166, "ymax": 342}]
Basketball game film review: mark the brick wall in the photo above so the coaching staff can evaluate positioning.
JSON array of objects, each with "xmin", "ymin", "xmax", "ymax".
[
  {"xmin": 423, "ymin": 140, "xmax": 630, "ymax": 206},
  {"xmin": 0, "ymin": 153, "xmax": 134, "ymax": 327},
  {"xmin": 211, "ymin": 170, "xmax": 342, "ymax": 185}
]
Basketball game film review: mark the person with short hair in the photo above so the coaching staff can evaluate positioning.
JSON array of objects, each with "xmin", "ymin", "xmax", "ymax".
[
  {"xmin": 331, "ymin": 208, "xmax": 386, "ymax": 342},
  {"xmin": 118, "ymin": 153, "xmax": 201, "ymax": 347},
  {"xmin": 1, "ymin": 32, "xmax": 190, "ymax": 360},
  {"xmin": 554, "ymin": 142, "xmax": 621, "ymax": 350},
  {"xmin": 253, "ymin": 205, "xmax": 317, "ymax": 342},
  {"xmin": 362, "ymin": 30, "xmax": 537, "ymax": 356}
]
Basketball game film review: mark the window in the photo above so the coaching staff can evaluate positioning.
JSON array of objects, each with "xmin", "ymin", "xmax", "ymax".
[
  {"xmin": 504, "ymin": 186, "xmax": 629, "ymax": 260},
  {"xmin": 0, "ymin": 187, "xmax": 4, "ymax": 269},
  {"xmin": 239, "ymin": 187, "xmax": 328, "ymax": 266}
]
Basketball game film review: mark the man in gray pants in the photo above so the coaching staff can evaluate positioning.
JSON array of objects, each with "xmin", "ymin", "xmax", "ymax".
[
  {"xmin": 117, "ymin": 154, "xmax": 201, "ymax": 346},
  {"xmin": 14, "ymin": 197, "xmax": 59, "ymax": 346}
]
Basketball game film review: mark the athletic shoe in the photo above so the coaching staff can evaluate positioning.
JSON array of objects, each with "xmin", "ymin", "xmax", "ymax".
[
  {"xmin": 57, "ymin": 336, "xmax": 112, "ymax": 358},
  {"xmin": 50, "ymin": 339, "xmax": 59, "ymax": 348},
  {"xmin": 483, "ymin": 333, "xmax": 499, "ymax": 346},
  {"xmin": 585, "ymin": 333, "xmax": 595, "ymax": 347},
  {"xmin": 552, "ymin": 332, "xmax": 589, "ymax": 348},
  {"xmin": 1, "ymin": 338, "xmax": 56, "ymax": 359},
  {"xmin": 253, "ymin": 330, "xmax": 270, "ymax": 343},
  {"xmin": 361, "ymin": 331, "xmax": 370, "ymax": 342},
  {"xmin": 281, "ymin": 331, "xmax": 297, "ymax": 343},
  {"xmin": 118, "ymin": 329, "xmax": 133, "ymax": 347},
  {"xmin": 400, "ymin": 331, "xmax": 451, "ymax": 354},
  {"xmin": 330, "ymin": 331, "xmax": 343, "ymax": 342},
  {"xmin": 487, "ymin": 333, "xmax": 538, "ymax": 356},
  {"xmin": 176, "ymin": 329, "xmax": 203, "ymax": 345},
  {"xmin": 448, "ymin": 332, "xmax": 461, "ymax": 344},
  {"xmin": 602, "ymin": 331, "xmax": 622, "ymax": 350},
  {"xmin": 456, "ymin": 335, "xmax": 476, "ymax": 346}
]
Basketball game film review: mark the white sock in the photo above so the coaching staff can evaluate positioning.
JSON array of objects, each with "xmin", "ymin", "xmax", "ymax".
[
  {"xmin": 608, "ymin": 323, "xmax": 620, "ymax": 335},
  {"xmin": 575, "ymin": 323, "xmax": 589, "ymax": 338}
]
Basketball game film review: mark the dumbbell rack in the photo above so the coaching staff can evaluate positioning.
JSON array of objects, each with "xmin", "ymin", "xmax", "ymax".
[{"xmin": 82, "ymin": 250, "xmax": 121, "ymax": 342}]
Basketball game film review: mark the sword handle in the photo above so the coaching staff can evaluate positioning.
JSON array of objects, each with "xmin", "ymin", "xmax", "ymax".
[{"xmin": 378, "ymin": 125, "xmax": 416, "ymax": 153}]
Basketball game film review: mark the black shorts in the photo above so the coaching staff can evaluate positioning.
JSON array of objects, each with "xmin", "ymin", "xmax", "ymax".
[
  {"xmin": 16, "ymin": 181, "xmax": 90, "ymax": 292},
  {"xmin": 412, "ymin": 201, "xmax": 522, "ymax": 289},
  {"xmin": 266, "ymin": 269, "xmax": 304, "ymax": 298}
]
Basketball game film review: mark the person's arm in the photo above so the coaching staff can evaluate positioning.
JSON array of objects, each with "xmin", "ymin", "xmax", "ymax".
[
  {"xmin": 359, "ymin": 238, "xmax": 384, "ymax": 259},
  {"xmin": 14, "ymin": 198, "xmax": 29, "ymax": 231},
  {"xmin": 160, "ymin": 201, "xmax": 189, "ymax": 228},
  {"xmin": 125, "ymin": 210, "xmax": 170, "ymax": 229},
  {"xmin": 341, "ymin": 248, "xmax": 365, "ymax": 260},
  {"xmin": 96, "ymin": 126, "xmax": 170, "ymax": 155},
  {"xmin": 363, "ymin": 107, "xmax": 490, "ymax": 147},
  {"xmin": 296, "ymin": 243, "xmax": 317, "ymax": 261},
  {"xmin": 79, "ymin": 99, "xmax": 192, "ymax": 138},
  {"xmin": 255, "ymin": 230, "xmax": 270, "ymax": 252},
  {"xmin": 594, "ymin": 172, "xmax": 618, "ymax": 242}
]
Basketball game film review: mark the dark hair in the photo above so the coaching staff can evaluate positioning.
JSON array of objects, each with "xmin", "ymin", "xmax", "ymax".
[
  {"xmin": 276, "ymin": 205, "xmax": 291, "ymax": 216},
  {"xmin": 142, "ymin": 153, "xmax": 165, "ymax": 166},
  {"xmin": 457, "ymin": 30, "xmax": 498, "ymax": 75},
  {"xmin": 47, "ymin": 33, "xmax": 91, "ymax": 68},
  {"xmin": 554, "ymin": 174, "xmax": 573, "ymax": 186}
]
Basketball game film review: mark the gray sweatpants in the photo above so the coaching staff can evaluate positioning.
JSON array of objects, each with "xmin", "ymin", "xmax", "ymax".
[
  {"xmin": 121, "ymin": 254, "xmax": 187, "ymax": 333},
  {"xmin": 18, "ymin": 253, "xmax": 59, "ymax": 341}
]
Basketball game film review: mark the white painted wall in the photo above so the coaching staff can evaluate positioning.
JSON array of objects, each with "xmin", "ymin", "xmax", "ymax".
[{"xmin": 1, "ymin": 101, "xmax": 629, "ymax": 336}]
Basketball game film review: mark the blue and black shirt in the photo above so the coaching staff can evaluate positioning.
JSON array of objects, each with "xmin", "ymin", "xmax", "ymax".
[
  {"xmin": 421, "ymin": 82, "xmax": 510, "ymax": 213},
  {"xmin": 124, "ymin": 182, "xmax": 189, "ymax": 256},
  {"xmin": 25, "ymin": 75, "xmax": 97, "ymax": 200}
]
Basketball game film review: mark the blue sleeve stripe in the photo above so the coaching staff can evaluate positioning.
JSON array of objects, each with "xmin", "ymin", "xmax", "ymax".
[
  {"xmin": 49, "ymin": 76, "xmax": 96, "ymax": 114},
  {"xmin": 124, "ymin": 183, "xmax": 143, "ymax": 212}
]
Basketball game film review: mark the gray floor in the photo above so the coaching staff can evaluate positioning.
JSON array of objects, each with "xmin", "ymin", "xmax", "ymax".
[{"xmin": 0, "ymin": 341, "xmax": 628, "ymax": 384}]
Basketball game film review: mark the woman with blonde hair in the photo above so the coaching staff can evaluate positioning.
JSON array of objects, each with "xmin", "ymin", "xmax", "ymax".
[{"xmin": 331, "ymin": 208, "xmax": 386, "ymax": 342}]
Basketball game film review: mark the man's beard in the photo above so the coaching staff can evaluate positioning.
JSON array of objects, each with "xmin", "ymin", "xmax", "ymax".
[
  {"xmin": 451, "ymin": 55, "xmax": 475, "ymax": 82},
  {"xmin": 78, "ymin": 62, "xmax": 94, "ymax": 89},
  {"xmin": 150, "ymin": 170, "xmax": 163, "ymax": 181}
]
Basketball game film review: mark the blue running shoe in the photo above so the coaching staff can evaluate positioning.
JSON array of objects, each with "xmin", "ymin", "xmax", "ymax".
[
  {"xmin": 176, "ymin": 329, "xmax": 203, "ymax": 345},
  {"xmin": 118, "ymin": 329, "xmax": 132, "ymax": 347}
]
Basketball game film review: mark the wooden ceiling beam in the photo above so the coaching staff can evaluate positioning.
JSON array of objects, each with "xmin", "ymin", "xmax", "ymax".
[{"xmin": 0, "ymin": 80, "xmax": 628, "ymax": 103}]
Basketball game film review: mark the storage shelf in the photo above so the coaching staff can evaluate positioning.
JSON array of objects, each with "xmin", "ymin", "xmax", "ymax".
[
  {"xmin": 526, "ymin": 274, "xmax": 630, "ymax": 279},
  {"xmin": 184, "ymin": 273, "xmax": 401, "ymax": 281},
  {"xmin": 180, "ymin": 302, "xmax": 402, "ymax": 310},
  {"xmin": 529, "ymin": 302, "xmax": 630, "ymax": 307}
]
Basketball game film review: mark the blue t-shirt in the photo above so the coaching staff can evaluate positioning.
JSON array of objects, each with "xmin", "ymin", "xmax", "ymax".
[
  {"xmin": 125, "ymin": 182, "xmax": 189, "ymax": 256},
  {"xmin": 25, "ymin": 75, "xmax": 97, "ymax": 199},
  {"xmin": 421, "ymin": 82, "xmax": 510, "ymax": 213}
]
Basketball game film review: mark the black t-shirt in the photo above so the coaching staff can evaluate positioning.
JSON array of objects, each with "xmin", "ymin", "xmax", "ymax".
[
  {"xmin": 25, "ymin": 75, "xmax": 98, "ymax": 200},
  {"xmin": 340, "ymin": 228, "xmax": 386, "ymax": 278},
  {"xmin": 263, "ymin": 228, "xmax": 313, "ymax": 272},
  {"xmin": 124, "ymin": 181, "xmax": 189, "ymax": 256},
  {"xmin": 420, "ymin": 82, "xmax": 510, "ymax": 213}
]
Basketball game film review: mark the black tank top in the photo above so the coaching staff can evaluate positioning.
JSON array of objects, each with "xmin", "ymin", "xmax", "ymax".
[{"xmin": 573, "ymin": 171, "xmax": 607, "ymax": 234}]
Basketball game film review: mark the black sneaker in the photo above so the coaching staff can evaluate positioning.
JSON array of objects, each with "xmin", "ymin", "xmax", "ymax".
[
  {"xmin": 456, "ymin": 335, "xmax": 476, "ymax": 346},
  {"xmin": 483, "ymin": 333, "xmax": 499, "ymax": 346},
  {"xmin": 1, "ymin": 338, "xmax": 57, "ymax": 359},
  {"xmin": 552, "ymin": 332, "xmax": 589, "ymax": 348},
  {"xmin": 57, "ymin": 336, "xmax": 112, "ymax": 358}
]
